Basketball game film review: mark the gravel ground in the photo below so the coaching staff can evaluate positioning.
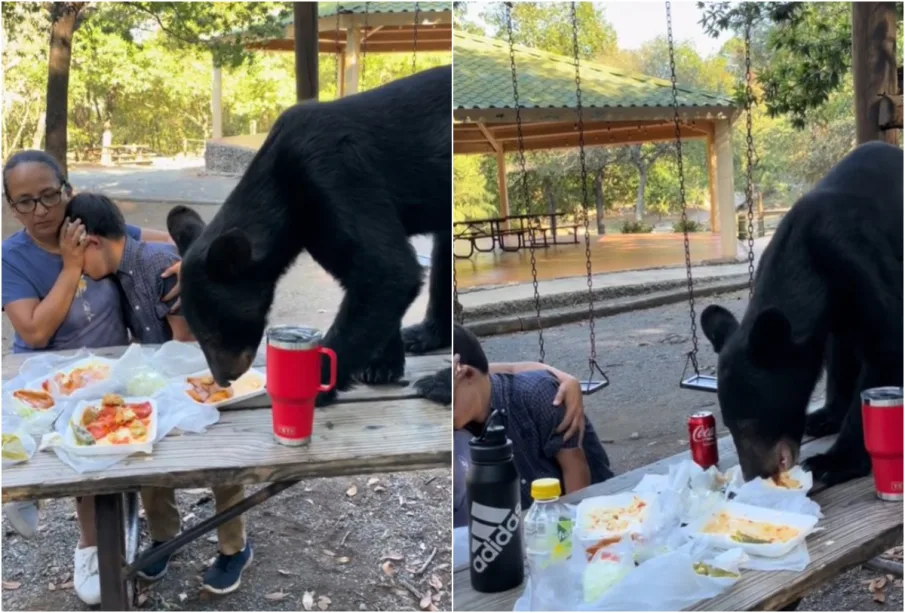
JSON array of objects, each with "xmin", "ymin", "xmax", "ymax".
[
  {"xmin": 477, "ymin": 289, "xmax": 902, "ymax": 611},
  {"xmin": 2, "ymin": 202, "xmax": 450, "ymax": 612}
]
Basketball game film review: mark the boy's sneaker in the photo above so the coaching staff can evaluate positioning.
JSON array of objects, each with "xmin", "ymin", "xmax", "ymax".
[
  {"xmin": 136, "ymin": 540, "xmax": 174, "ymax": 582},
  {"xmin": 201, "ymin": 542, "xmax": 253, "ymax": 595},
  {"xmin": 3, "ymin": 501, "xmax": 40, "ymax": 538}
]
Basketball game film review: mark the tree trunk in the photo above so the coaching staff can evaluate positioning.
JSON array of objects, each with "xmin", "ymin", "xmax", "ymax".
[
  {"xmin": 32, "ymin": 109, "xmax": 46, "ymax": 149},
  {"xmin": 45, "ymin": 3, "xmax": 83, "ymax": 175},
  {"xmin": 851, "ymin": 3, "xmax": 898, "ymax": 145},
  {"xmin": 293, "ymin": 2, "xmax": 318, "ymax": 101},
  {"xmin": 635, "ymin": 167, "xmax": 648, "ymax": 222},
  {"xmin": 543, "ymin": 177, "xmax": 557, "ymax": 235},
  {"xmin": 594, "ymin": 169, "xmax": 606, "ymax": 235}
]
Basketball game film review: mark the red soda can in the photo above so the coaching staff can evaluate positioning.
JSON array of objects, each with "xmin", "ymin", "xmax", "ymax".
[
  {"xmin": 688, "ymin": 411, "xmax": 719, "ymax": 469},
  {"xmin": 861, "ymin": 387, "xmax": 903, "ymax": 501}
]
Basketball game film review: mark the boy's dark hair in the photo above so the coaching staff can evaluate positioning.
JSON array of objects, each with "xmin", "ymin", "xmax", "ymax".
[
  {"xmin": 454, "ymin": 324, "xmax": 488, "ymax": 375},
  {"xmin": 65, "ymin": 193, "xmax": 127, "ymax": 239},
  {"xmin": 3, "ymin": 150, "xmax": 69, "ymax": 199}
]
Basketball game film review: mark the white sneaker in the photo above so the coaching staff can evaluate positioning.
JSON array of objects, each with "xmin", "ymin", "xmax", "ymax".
[
  {"xmin": 3, "ymin": 501, "xmax": 39, "ymax": 538},
  {"xmin": 73, "ymin": 545, "xmax": 101, "ymax": 606}
]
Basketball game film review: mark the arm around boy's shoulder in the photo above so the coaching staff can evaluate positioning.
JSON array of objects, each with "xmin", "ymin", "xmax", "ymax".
[{"xmin": 141, "ymin": 241, "xmax": 181, "ymax": 314}]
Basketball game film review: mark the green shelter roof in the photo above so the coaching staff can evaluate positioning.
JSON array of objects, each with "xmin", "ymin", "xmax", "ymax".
[
  {"xmin": 453, "ymin": 31, "xmax": 734, "ymax": 112},
  {"xmin": 318, "ymin": 2, "xmax": 450, "ymax": 17}
]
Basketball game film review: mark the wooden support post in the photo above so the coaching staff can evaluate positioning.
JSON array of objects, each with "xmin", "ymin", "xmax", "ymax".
[
  {"xmin": 496, "ymin": 149, "xmax": 510, "ymax": 227},
  {"xmin": 211, "ymin": 63, "xmax": 222, "ymax": 139},
  {"xmin": 705, "ymin": 121, "xmax": 718, "ymax": 234},
  {"xmin": 293, "ymin": 2, "xmax": 319, "ymax": 102},
  {"xmin": 714, "ymin": 118, "xmax": 737, "ymax": 260},
  {"xmin": 343, "ymin": 23, "xmax": 361, "ymax": 97},
  {"xmin": 852, "ymin": 3, "xmax": 899, "ymax": 144}
]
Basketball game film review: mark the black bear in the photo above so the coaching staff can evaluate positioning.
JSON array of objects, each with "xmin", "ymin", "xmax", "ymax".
[
  {"xmin": 167, "ymin": 66, "xmax": 451, "ymax": 406},
  {"xmin": 700, "ymin": 141, "xmax": 903, "ymax": 486}
]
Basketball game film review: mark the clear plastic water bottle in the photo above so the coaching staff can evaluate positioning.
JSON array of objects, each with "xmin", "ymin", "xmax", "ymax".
[{"xmin": 524, "ymin": 478, "xmax": 573, "ymax": 609}]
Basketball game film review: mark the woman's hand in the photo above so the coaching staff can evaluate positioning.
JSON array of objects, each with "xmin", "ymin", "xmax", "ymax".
[
  {"xmin": 161, "ymin": 260, "xmax": 182, "ymax": 312},
  {"xmin": 552, "ymin": 373, "xmax": 585, "ymax": 444},
  {"xmin": 59, "ymin": 217, "xmax": 87, "ymax": 272}
]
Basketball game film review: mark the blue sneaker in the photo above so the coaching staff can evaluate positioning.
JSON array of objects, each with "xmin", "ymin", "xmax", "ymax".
[
  {"xmin": 136, "ymin": 541, "xmax": 173, "ymax": 582},
  {"xmin": 201, "ymin": 542, "xmax": 253, "ymax": 595}
]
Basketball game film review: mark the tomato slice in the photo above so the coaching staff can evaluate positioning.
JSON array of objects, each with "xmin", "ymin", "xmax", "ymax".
[
  {"xmin": 85, "ymin": 423, "xmax": 109, "ymax": 440},
  {"xmin": 130, "ymin": 402, "xmax": 152, "ymax": 419}
]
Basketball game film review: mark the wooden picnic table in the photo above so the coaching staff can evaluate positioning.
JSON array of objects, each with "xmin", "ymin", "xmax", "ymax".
[
  {"xmin": 2, "ymin": 343, "xmax": 451, "ymax": 610},
  {"xmin": 453, "ymin": 432, "xmax": 903, "ymax": 611}
]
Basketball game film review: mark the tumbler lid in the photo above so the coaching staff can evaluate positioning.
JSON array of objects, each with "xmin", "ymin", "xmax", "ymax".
[
  {"xmin": 469, "ymin": 413, "xmax": 513, "ymax": 463},
  {"xmin": 267, "ymin": 325, "xmax": 322, "ymax": 350},
  {"xmin": 861, "ymin": 386, "xmax": 904, "ymax": 408}
]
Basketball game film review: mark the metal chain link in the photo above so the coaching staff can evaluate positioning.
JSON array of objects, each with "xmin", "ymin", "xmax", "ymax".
[
  {"xmin": 412, "ymin": 2, "xmax": 420, "ymax": 74},
  {"xmin": 506, "ymin": 2, "xmax": 545, "ymax": 362},
  {"xmin": 360, "ymin": 2, "xmax": 369, "ymax": 86},
  {"xmin": 570, "ymin": 2, "xmax": 597, "ymax": 366},
  {"xmin": 743, "ymin": 17, "xmax": 756, "ymax": 298},
  {"xmin": 666, "ymin": 1, "xmax": 699, "ymax": 373}
]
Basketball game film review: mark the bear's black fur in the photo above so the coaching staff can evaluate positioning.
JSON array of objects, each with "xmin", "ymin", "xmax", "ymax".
[
  {"xmin": 700, "ymin": 141, "xmax": 903, "ymax": 486},
  {"xmin": 167, "ymin": 66, "xmax": 451, "ymax": 406}
]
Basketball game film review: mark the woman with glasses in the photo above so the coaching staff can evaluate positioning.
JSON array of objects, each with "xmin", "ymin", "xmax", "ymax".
[{"xmin": 1, "ymin": 149, "xmax": 180, "ymax": 606}]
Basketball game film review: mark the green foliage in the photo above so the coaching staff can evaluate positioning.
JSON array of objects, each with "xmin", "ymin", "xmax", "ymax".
[
  {"xmin": 453, "ymin": 155, "xmax": 498, "ymax": 222},
  {"xmin": 673, "ymin": 219, "xmax": 702, "ymax": 233},
  {"xmin": 620, "ymin": 220, "xmax": 654, "ymax": 234}
]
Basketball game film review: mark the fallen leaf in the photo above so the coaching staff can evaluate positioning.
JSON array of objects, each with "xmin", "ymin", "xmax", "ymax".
[
  {"xmin": 873, "ymin": 591, "xmax": 886, "ymax": 604},
  {"xmin": 367, "ymin": 477, "xmax": 379, "ymax": 486},
  {"xmin": 59, "ymin": 581, "xmax": 74, "ymax": 590},
  {"xmin": 346, "ymin": 485, "xmax": 357, "ymax": 497},
  {"xmin": 278, "ymin": 569, "xmax": 298, "ymax": 576},
  {"xmin": 429, "ymin": 574, "xmax": 443, "ymax": 590},
  {"xmin": 137, "ymin": 592, "xmax": 149, "ymax": 606},
  {"xmin": 876, "ymin": 577, "xmax": 888, "ymax": 590},
  {"xmin": 382, "ymin": 552, "xmax": 404, "ymax": 561},
  {"xmin": 323, "ymin": 549, "xmax": 336, "ymax": 557},
  {"xmin": 432, "ymin": 592, "xmax": 441, "ymax": 603},
  {"xmin": 381, "ymin": 560, "xmax": 396, "ymax": 576},
  {"xmin": 182, "ymin": 513, "xmax": 196, "ymax": 522},
  {"xmin": 374, "ymin": 486, "xmax": 386, "ymax": 493},
  {"xmin": 206, "ymin": 535, "xmax": 218, "ymax": 544},
  {"xmin": 178, "ymin": 592, "xmax": 188, "ymax": 603},
  {"xmin": 428, "ymin": 605, "xmax": 440, "ymax": 612},
  {"xmin": 303, "ymin": 590, "xmax": 315, "ymax": 611},
  {"xmin": 48, "ymin": 583, "xmax": 56, "ymax": 591},
  {"xmin": 317, "ymin": 595, "xmax": 332, "ymax": 610},
  {"xmin": 419, "ymin": 594, "xmax": 432, "ymax": 609},
  {"xmin": 265, "ymin": 591, "xmax": 287, "ymax": 601},
  {"xmin": 2, "ymin": 581, "xmax": 21, "ymax": 590},
  {"xmin": 337, "ymin": 556, "xmax": 350, "ymax": 564}
]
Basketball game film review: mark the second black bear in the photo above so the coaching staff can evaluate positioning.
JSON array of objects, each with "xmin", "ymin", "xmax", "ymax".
[
  {"xmin": 700, "ymin": 141, "xmax": 903, "ymax": 486},
  {"xmin": 168, "ymin": 66, "xmax": 451, "ymax": 406}
]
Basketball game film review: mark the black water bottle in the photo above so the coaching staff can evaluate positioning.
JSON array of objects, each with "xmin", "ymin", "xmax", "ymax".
[{"xmin": 467, "ymin": 417, "xmax": 524, "ymax": 593}]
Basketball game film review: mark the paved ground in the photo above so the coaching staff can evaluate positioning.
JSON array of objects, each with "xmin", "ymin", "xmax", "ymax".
[
  {"xmin": 2, "ymin": 200, "xmax": 449, "ymax": 612},
  {"xmin": 478, "ymin": 289, "xmax": 902, "ymax": 611},
  {"xmin": 69, "ymin": 161, "xmax": 237, "ymax": 204}
]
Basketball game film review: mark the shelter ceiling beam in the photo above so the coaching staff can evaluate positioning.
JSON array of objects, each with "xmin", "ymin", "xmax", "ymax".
[
  {"xmin": 455, "ymin": 105, "xmax": 738, "ymax": 125},
  {"xmin": 475, "ymin": 122, "xmax": 501, "ymax": 152}
]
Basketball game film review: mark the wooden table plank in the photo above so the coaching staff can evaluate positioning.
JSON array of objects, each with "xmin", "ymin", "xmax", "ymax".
[
  {"xmin": 2, "ymin": 396, "xmax": 450, "ymax": 502},
  {"xmin": 453, "ymin": 434, "xmax": 901, "ymax": 611},
  {"xmin": 2, "ymin": 343, "xmax": 451, "ymax": 404}
]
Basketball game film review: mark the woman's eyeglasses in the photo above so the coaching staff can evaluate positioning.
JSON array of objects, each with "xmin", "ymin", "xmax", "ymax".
[{"xmin": 8, "ymin": 186, "xmax": 66, "ymax": 214}]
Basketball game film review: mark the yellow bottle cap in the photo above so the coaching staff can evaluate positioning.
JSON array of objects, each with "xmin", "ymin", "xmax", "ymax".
[{"xmin": 531, "ymin": 478, "xmax": 562, "ymax": 500}]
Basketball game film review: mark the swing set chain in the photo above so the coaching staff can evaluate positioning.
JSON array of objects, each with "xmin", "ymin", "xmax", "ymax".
[
  {"xmin": 412, "ymin": 2, "xmax": 420, "ymax": 74},
  {"xmin": 360, "ymin": 2, "xmax": 369, "ymax": 86},
  {"xmin": 453, "ymin": 255, "xmax": 463, "ymax": 324},
  {"xmin": 506, "ymin": 1, "xmax": 545, "ymax": 363},
  {"xmin": 743, "ymin": 16, "xmax": 756, "ymax": 298},
  {"xmin": 570, "ymin": 2, "xmax": 597, "ymax": 365},
  {"xmin": 666, "ymin": 1, "xmax": 699, "ymax": 367}
]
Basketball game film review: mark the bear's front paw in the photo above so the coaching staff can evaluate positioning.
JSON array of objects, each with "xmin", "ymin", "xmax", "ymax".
[
  {"xmin": 355, "ymin": 360, "xmax": 406, "ymax": 385},
  {"xmin": 402, "ymin": 321, "xmax": 449, "ymax": 354},
  {"xmin": 804, "ymin": 408, "xmax": 844, "ymax": 438},
  {"xmin": 802, "ymin": 450, "xmax": 871, "ymax": 487},
  {"xmin": 414, "ymin": 369, "xmax": 451, "ymax": 406}
]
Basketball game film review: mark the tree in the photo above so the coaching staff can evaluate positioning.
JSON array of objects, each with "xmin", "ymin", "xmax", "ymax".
[
  {"xmin": 626, "ymin": 144, "xmax": 671, "ymax": 221},
  {"xmin": 45, "ymin": 2, "xmax": 86, "ymax": 174}
]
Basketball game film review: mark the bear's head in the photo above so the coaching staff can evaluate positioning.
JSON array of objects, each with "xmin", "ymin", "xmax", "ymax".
[
  {"xmin": 167, "ymin": 205, "xmax": 275, "ymax": 387},
  {"xmin": 701, "ymin": 304, "xmax": 822, "ymax": 481}
]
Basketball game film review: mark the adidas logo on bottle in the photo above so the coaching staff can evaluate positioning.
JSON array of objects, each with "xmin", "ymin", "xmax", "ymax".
[{"xmin": 470, "ymin": 500, "xmax": 521, "ymax": 573}]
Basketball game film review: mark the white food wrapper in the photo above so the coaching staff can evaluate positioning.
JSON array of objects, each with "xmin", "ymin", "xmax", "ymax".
[
  {"xmin": 9, "ymin": 344, "xmax": 220, "ymax": 473},
  {"xmin": 1, "ymin": 413, "xmax": 38, "ymax": 468}
]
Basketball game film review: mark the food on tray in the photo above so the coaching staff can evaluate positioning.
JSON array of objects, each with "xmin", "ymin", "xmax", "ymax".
[
  {"xmin": 692, "ymin": 561, "xmax": 739, "ymax": 579},
  {"xmin": 42, "ymin": 362, "xmax": 111, "ymax": 396},
  {"xmin": 581, "ymin": 495, "xmax": 649, "ymax": 534},
  {"xmin": 584, "ymin": 536, "xmax": 621, "ymax": 561},
  {"xmin": 186, "ymin": 374, "xmax": 234, "ymax": 404},
  {"xmin": 12, "ymin": 389, "xmax": 56, "ymax": 411},
  {"xmin": 770, "ymin": 471, "xmax": 801, "ymax": 489},
  {"xmin": 702, "ymin": 511, "xmax": 800, "ymax": 544},
  {"xmin": 126, "ymin": 370, "xmax": 169, "ymax": 397},
  {"xmin": 2, "ymin": 433, "xmax": 30, "ymax": 462},
  {"xmin": 70, "ymin": 394, "xmax": 153, "ymax": 447}
]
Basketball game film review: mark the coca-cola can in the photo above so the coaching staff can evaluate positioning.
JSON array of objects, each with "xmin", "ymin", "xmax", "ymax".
[{"xmin": 688, "ymin": 411, "xmax": 719, "ymax": 469}]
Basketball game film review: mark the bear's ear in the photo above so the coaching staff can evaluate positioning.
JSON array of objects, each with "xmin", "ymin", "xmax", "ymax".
[
  {"xmin": 748, "ymin": 307, "xmax": 792, "ymax": 365},
  {"xmin": 700, "ymin": 305, "xmax": 739, "ymax": 353},
  {"xmin": 167, "ymin": 205, "xmax": 206, "ymax": 257},
  {"xmin": 204, "ymin": 229, "xmax": 253, "ymax": 283}
]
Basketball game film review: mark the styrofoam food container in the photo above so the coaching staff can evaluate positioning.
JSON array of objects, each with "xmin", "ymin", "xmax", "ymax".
[
  {"xmin": 28, "ymin": 356, "xmax": 117, "ymax": 397},
  {"xmin": 760, "ymin": 466, "xmax": 813, "ymax": 493},
  {"xmin": 575, "ymin": 492, "xmax": 660, "ymax": 555},
  {"xmin": 182, "ymin": 368, "xmax": 266, "ymax": 408},
  {"xmin": 63, "ymin": 396, "xmax": 158, "ymax": 456},
  {"xmin": 685, "ymin": 500, "xmax": 819, "ymax": 558}
]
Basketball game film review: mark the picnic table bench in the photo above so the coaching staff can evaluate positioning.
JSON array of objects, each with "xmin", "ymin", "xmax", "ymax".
[
  {"xmin": 2, "ymin": 343, "xmax": 451, "ymax": 610},
  {"xmin": 453, "ymin": 431, "xmax": 903, "ymax": 611},
  {"xmin": 454, "ymin": 213, "xmax": 580, "ymax": 259}
]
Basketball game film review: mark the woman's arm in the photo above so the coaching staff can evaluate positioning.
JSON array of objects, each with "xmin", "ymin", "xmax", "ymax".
[
  {"xmin": 166, "ymin": 314, "xmax": 194, "ymax": 342},
  {"xmin": 6, "ymin": 266, "xmax": 83, "ymax": 349},
  {"xmin": 139, "ymin": 227, "xmax": 174, "ymax": 244}
]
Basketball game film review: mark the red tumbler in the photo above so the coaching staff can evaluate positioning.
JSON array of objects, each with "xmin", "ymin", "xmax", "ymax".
[
  {"xmin": 861, "ymin": 386, "xmax": 903, "ymax": 501},
  {"xmin": 266, "ymin": 325, "xmax": 337, "ymax": 446}
]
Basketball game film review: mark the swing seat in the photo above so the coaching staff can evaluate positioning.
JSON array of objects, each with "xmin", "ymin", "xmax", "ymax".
[
  {"xmin": 680, "ymin": 374, "xmax": 718, "ymax": 393},
  {"xmin": 580, "ymin": 379, "xmax": 609, "ymax": 395}
]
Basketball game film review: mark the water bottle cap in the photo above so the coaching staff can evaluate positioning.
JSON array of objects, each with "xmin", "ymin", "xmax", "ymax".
[
  {"xmin": 531, "ymin": 478, "xmax": 562, "ymax": 500},
  {"xmin": 469, "ymin": 423, "xmax": 512, "ymax": 463}
]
